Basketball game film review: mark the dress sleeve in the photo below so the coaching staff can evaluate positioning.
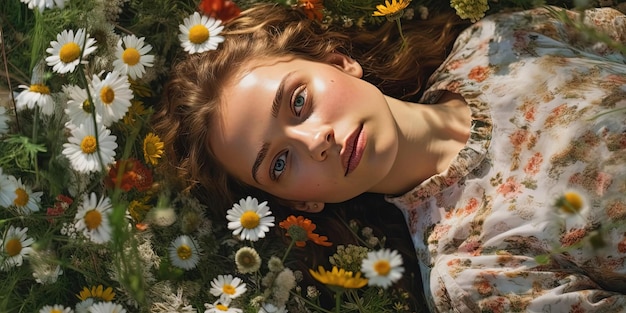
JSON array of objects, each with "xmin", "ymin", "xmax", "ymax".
[{"xmin": 406, "ymin": 6, "xmax": 626, "ymax": 313}]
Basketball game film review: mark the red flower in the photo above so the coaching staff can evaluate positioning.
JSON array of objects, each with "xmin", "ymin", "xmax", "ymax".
[
  {"xmin": 46, "ymin": 194, "xmax": 73, "ymax": 223},
  {"xmin": 279, "ymin": 215, "xmax": 332, "ymax": 247},
  {"xmin": 198, "ymin": 0, "xmax": 241, "ymax": 23},
  {"xmin": 106, "ymin": 159, "xmax": 153, "ymax": 192},
  {"xmin": 298, "ymin": 0, "xmax": 324, "ymax": 21}
]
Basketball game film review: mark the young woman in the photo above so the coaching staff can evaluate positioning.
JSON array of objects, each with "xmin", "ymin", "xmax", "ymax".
[{"xmin": 153, "ymin": 3, "xmax": 626, "ymax": 312}]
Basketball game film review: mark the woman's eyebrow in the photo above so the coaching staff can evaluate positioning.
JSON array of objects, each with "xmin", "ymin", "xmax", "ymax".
[
  {"xmin": 252, "ymin": 142, "xmax": 269, "ymax": 184},
  {"xmin": 251, "ymin": 71, "xmax": 295, "ymax": 183},
  {"xmin": 271, "ymin": 71, "xmax": 294, "ymax": 117}
]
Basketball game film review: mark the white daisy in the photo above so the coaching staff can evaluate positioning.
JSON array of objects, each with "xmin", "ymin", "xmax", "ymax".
[
  {"xmin": 63, "ymin": 84, "xmax": 100, "ymax": 126},
  {"xmin": 62, "ymin": 120, "xmax": 118, "ymax": 173},
  {"xmin": 113, "ymin": 34, "xmax": 154, "ymax": 80},
  {"xmin": 39, "ymin": 304, "xmax": 73, "ymax": 313},
  {"xmin": 168, "ymin": 235, "xmax": 201, "ymax": 270},
  {"xmin": 226, "ymin": 196, "xmax": 274, "ymax": 241},
  {"xmin": 204, "ymin": 300, "xmax": 242, "ymax": 313},
  {"xmin": 0, "ymin": 106, "xmax": 10, "ymax": 135},
  {"xmin": 74, "ymin": 298, "xmax": 94, "ymax": 313},
  {"xmin": 20, "ymin": 0, "xmax": 67, "ymax": 12},
  {"xmin": 88, "ymin": 301, "xmax": 126, "ymax": 313},
  {"xmin": 14, "ymin": 83, "xmax": 55, "ymax": 115},
  {"xmin": 209, "ymin": 274, "xmax": 247, "ymax": 299},
  {"xmin": 178, "ymin": 12, "xmax": 225, "ymax": 54},
  {"xmin": 45, "ymin": 29, "xmax": 97, "ymax": 74},
  {"xmin": 74, "ymin": 192, "xmax": 112, "ymax": 244},
  {"xmin": 1, "ymin": 225, "xmax": 34, "ymax": 270},
  {"xmin": 91, "ymin": 71, "xmax": 133, "ymax": 126},
  {"xmin": 259, "ymin": 303, "xmax": 287, "ymax": 313},
  {"xmin": 0, "ymin": 168, "xmax": 17, "ymax": 208},
  {"xmin": 360, "ymin": 248, "xmax": 404, "ymax": 289},
  {"xmin": 10, "ymin": 177, "xmax": 43, "ymax": 215}
]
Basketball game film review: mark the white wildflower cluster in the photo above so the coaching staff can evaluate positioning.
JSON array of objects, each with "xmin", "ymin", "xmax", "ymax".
[
  {"xmin": 361, "ymin": 226, "xmax": 383, "ymax": 247},
  {"xmin": 19, "ymin": 0, "xmax": 67, "ymax": 13},
  {"xmin": 30, "ymin": 250, "xmax": 64, "ymax": 285},
  {"xmin": 150, "ymin": 286, "xmax": 197, "ymax": 313},
  {"xmin": 329, "ymin": 244, "xmax": 370, "ymax": 272},
  {"xmin": 60, "ymin": 222, "xmax": 78, "ymax": 239},
  {"xmin": 256, "ymin": 257, "xmax": 296, "ymax": 310},
  {"xmin": 450, "ymin": 0, "xmax": 489, "ymax": 22}
]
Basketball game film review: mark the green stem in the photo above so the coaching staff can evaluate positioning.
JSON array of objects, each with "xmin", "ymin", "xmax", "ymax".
[
  {"xmin": 396, "ymin": 18, "xmax": 406, "ymax": 50},
  {"xmin": 32, "ymin": 107, "xmax": 40, "ymax": 185},
  {"xmin": 281, "ymin": 239, "xmax": 296, "ymax": 263},
  {"xmin": 335, "ymin": 290, "xmax": 343, "ymax": 313}
]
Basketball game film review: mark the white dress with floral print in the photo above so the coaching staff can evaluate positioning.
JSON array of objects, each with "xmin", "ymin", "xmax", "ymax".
[{"xmin": 387, "ymin": 7, "xmax": 626, "ymax": 313}]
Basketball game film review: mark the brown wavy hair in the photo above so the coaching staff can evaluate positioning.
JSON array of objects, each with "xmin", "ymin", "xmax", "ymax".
[{"xmin": 152, "ymin": 3, "xmax": 468, "ymax": 209}]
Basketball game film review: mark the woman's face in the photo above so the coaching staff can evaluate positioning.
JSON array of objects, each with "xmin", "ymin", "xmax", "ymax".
[{"xmin": 211, "ymin": 55, "xmax": 399, "ymax": 207}]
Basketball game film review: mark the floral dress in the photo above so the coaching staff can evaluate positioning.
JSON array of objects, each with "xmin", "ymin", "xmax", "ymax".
[{"xmin": 386, "ymin": 7, "xmax": 626, "ymax": 313}]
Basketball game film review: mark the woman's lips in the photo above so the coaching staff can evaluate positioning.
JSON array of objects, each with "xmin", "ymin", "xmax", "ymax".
[{"xmin": 342, "ymin": 124, "xmax": 365, "ymax": 176}]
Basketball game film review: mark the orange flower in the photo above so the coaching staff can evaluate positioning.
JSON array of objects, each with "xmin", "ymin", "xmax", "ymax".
[
  {"xmin": 198, "ymin": 0, "xmax": 242, "ymax": 23},
  {"xmin": 298, "ymin": 0, "xmax": 324, "ymax": 21},
  {"xmin": 279, "ymin": 215, "xmax": 332, "ymax": 247},
  {"xmin": 106, "ymin": 158, "xmax": 153, "ymax": 192}
]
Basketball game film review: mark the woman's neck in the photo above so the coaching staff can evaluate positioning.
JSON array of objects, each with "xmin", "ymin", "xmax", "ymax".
[{"xmin": 371, "ymin": 92, "xmax": 470, "ymax": 196}]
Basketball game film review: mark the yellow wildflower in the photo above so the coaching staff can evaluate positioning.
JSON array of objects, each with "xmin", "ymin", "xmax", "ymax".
[
  {"xmin": 77, "ymin": 285, "xmax": 115, "ymax": 301},
  {"xmin": 372, "ymin": 0, "xmax": 411, "ymax": 20},
  {"xmin": 309, "ymin": 266, "xmax": 368, "ymax": 289},
  {"xmin": 143, "ymin": 132, "xmax": 165, "ymax": 166},
  {"xmin": 556, "ymin": 191, "xmax": 585, "ymax": 214}
]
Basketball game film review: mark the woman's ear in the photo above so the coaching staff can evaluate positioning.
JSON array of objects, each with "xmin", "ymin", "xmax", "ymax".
[
  {"xmin": 324, "ymin": 52, "xmax": 363, "ymax": 78},
  {"xmin": 291, "ymin": 201, "xmax": 326, "ymax": 213}
]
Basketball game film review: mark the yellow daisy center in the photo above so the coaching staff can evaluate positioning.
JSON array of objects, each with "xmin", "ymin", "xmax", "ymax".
[
  {"xmin": 59, "ymin": 42, "xmax": 81, "ymax": 63},
  {"xmin": 84, "ymin": 209, "xmax": 103, "ymax": 230},
  {"xmin": 216, "ymin": 304, "xmax": 229, "ymax": 311},
  {"xmin": 80, "ymin": 135, "xmax": 97, "ymax": 154},
  {"xmin": 240, "ymin": 211, "xmax": 260, "ymax": 229},
  {"xmin": 177, "ymin": 244, "xmax": 192, "ymax": 260},
  {"xmin": 560, "ymin": 192, "xmax": 584, "ymax": 214},
  {"xmin": 189, "ymin": 25, "xmax": 210, "ymax": 44},
  {"xmin": 82, "ymin": 99, "xmax": 93, "ymax": 113},
  {"xmin": 373, "ymin": 260, "xmax": 391, "ymax": 276},
  {"xmin": 100, "ymin": 86, "xmax": 115, "ymax": 104},
  {"xmin": 222, "ymin": 284, "xmax": 236, "ymax": 295},
  {"xmin": 29, "ymin": 84, "xmax": 50, "ymax": 95},
  {"xmin": 14, "ymin": 188, "xmax": 29, "ymax": 207},
  {"xmin": 5, "ymin": 238, "xmax": 22, "ymax": 257},
  {"xmin": 122, "ymin": 47, "xmax": 141, "ymax": 66},
  {"xmin": 145, "ymin": 141, "xmax": 158, "ymax": 155},
  {"xmin": 51, "ymin": 310, "xmax": 62, "ymax": 313}
]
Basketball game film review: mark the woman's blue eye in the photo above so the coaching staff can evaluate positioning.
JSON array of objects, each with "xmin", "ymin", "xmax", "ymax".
[
  {"xmin": 293, "ymin": 89, "xmax": 306, "ymax": 115},
  {"xmin": 272, "ymin": 152, "xmax": 287, "ymax": 180}
]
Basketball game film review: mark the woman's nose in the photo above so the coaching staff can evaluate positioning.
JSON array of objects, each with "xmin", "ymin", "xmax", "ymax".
[{"xmin": 288, "ymin": 124, "xmax": 334, "ymax": 161}]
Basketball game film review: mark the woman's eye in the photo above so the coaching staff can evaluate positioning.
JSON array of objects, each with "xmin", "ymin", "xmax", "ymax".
[
  {"xmin": 271, "ymin": 152, "xmax": 288, "ymax": 180},
  {"xmin": 292, "ymin": 88, "xmax": 306, "ymax": 116}
]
